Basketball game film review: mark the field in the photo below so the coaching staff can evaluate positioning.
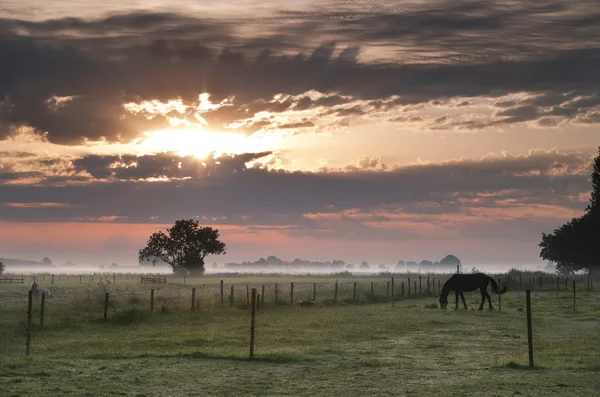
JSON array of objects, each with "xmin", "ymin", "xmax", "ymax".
[{"xmin": 1, "ymin": 273, "xmax": 599, "ymax": 396}]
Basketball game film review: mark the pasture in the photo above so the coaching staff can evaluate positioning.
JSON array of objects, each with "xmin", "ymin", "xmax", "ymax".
[{"xmin": 1, "ymin": 273, "xmax": 599, "ymax": 396}]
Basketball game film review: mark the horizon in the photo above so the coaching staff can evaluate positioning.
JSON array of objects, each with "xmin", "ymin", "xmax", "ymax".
[{"xmin": 2, "ymin": 1, "xmax": 600, "ymax": 268}]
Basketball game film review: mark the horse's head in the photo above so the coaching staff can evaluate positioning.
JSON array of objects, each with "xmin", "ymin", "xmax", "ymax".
[
  {"xmin": 439, "ymin": 295, "xmax": 448, "ymax": 309},
  {"xmin": 30, "ymin": 281, "xmax": 39, "ymax": 291}
]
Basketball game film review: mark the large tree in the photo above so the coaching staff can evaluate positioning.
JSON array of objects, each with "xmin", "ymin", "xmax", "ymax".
[
  {"xmin": 138, "ymin": 219, "xmax": 226, "ymax": 275},
  {"xmin": 539, "ymin": 147, "xmax": 600, "ymax": 275}
]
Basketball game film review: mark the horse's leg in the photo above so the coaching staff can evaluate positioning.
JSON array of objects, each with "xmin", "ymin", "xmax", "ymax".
[
  {"xmin": 478, "ymin": 288, "xmax": 485, "ymax": 310},
  {"xmin": 486, "ymin": 290, "xmax": 494, "ymax": 310},
  {"xmin": 459, "ymin": 292, "xmax": 468, "ymax": 309},
  {"xmin": 454, "ymin": 291, "xmax": 459, "ymax": 310}
]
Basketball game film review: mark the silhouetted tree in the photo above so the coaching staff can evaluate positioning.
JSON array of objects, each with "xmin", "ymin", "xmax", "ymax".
[
  {"xmin": 42, "ymin": 257, "xmax": 52, "ymax": 265},
  {"xmin": 138, "ymin": 219, "xmax": 226, "ymax": 275},
  {"xmin": 440, "ymin": 254, "xmax": 462, "ymax": 271},
  {"xmin": 540, "ymin": 147, "xmax": 600, "ymax": 274},
  {"xmin": 360, "ymin": 261, "xmax": 370, "ymax": 269}
]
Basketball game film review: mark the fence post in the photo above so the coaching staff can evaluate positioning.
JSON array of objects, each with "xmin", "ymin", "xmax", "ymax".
[
  {"xmin": 427, "ymin": 276, "xmax": 430, "ymax": 295},
  {"xmin": 414, "ymin": 280, "xmax": 417, "ymax": 295},
  {"xmin": 262, "ymin": 285, "xmax": 266, "ymax": 304},
  {"xmin": 408, "ymin": 278, "xmax": 411, "ymax": 296},
  {"xmin": 250, "ymin": 288, "xmax": 257, "ymax": 359},
  {"xmin": 457, "ymin": 264, "xmax": 460, "ymax": 274},
  {"xmin": 290, "ymin": 282, "xmax": 294, "ymax": 303},
  {"xmin": 150, "ymin": 289, "xmax": 155, "ymax": 312},
  {"xmin": 573, "ymin": 280, "xmax": 576, "ymax": 313},
  {"xmin": 52, "ymin": 274, "xmax": 55, "ymax": 284},
  {"xmin": 26, "ymin": 290, "xmax": 32, "ymax": 357},
  {"xmin": 391, "ymin": 278, "xmax": 395, "ymax": 308},
  {"xmin": 370, "ymin": 282, "xmax": 374, "ymax": 297},
  {"xmin": 40, "ymin": 293, "xmax": 46, "ymax": 328},
  {"xmin": 498, "ymin": 279, "xmax": 502, "ymax": 312},
  {"xmin": 432, "ymin": 277, "xmax": 435, "ymax": 294},
  {"xmin": 230, "ymin": 286, "xmax": 234, "ymax": 307},
  {"xmin": 519, "ymin": 274, "xmax": 522, "ymax": 289},
  {"xmin": 334, "ymin": 282, "xmax": 338, "ymax": 304},
  {"xmin": 113, "ymin": 275, "xmax": 116, "ymax": 284},
  {"xmin": 419, "ymin": 276, "xmax": 422, "ymax": 295},
  {"xmin": 220, "ymin": 280, "xmax": 224, "ymax": 306},
  {"xmin": 526, "ymin": 289, "xmax": 534, "ymax": 368},
  {"xmin": 191, "ymin": 288, "xmax": 196, "ymax": 311},
  {"xmin": 353, "ymin": 282, "xmax": 357, "ymax": 301},
  {"xmin": 104, "ymin": 292, "xmax": 109, "ymax": 321},
  {"xmin": 386, "ymin": 281, "xmax": 389, "ymax": 297}
]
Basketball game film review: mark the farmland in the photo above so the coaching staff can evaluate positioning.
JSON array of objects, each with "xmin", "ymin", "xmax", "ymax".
[{"xmin": 1, "ymin": 273, "xmax": 599, "ymax": 396}]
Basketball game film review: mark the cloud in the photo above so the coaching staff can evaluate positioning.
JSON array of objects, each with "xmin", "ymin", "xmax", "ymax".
[{"xmin": 1, "ymin": 2, "xmax": 600, "ymax": 145}]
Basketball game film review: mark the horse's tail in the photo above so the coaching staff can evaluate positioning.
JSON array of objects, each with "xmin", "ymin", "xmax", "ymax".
[{"xmin": 488, "ymin": 277, "xmax": 508, "ymax": 294}]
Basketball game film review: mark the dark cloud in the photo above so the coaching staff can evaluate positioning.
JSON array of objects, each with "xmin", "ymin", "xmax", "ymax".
[
  {"xmin": 0, "ymin": 149, "xmax": 592, "ymax": 227},
  {"xmin": 1, "ymin": 1, "xmax": 600, "ymax": 143}
]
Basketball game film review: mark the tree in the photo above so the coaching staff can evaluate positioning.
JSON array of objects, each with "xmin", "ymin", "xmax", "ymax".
[
  {"xmin": 138, "ymin": 219, "xmax": 226, "ymax": 275},
  {"xmin": 360, "ymin": 261, "xmax": 370, "ymax": 269},
  {"xmin": 42, "ymin": 257, "xmax": 52, "ymax": 265},
  {"xmin": 540, "ymin": 147, "xmax": 600, "ymax": 275},
  {"xmin": 440, "ymin": 255, "xmax": 462, "ymax": 271}
]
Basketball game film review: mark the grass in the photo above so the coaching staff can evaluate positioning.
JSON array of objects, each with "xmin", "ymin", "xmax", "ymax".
[{"xmin": 1, "ymin": 274, "xmax": 599, "ymax": 396}]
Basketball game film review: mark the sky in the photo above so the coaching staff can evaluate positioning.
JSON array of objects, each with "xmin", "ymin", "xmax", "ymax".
[{"xmin": 1, "ymin": 0, "xmax": 599, "ymax": 268}]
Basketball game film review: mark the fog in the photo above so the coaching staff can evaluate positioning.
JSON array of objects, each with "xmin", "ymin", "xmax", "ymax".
[{"xmin": 2, "ymin": 263, "xmax": 551, "ymax": 276}]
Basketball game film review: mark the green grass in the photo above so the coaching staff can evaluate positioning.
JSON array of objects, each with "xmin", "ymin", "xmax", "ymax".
[{"xmin": 1, "ymin": 275, "xmax": 599, "ymax": 396}]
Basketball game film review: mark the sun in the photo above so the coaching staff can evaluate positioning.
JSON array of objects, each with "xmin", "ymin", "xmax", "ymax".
[{"xmin": 136, "ymin": 127, "xmax": 280, "ymax": 159}]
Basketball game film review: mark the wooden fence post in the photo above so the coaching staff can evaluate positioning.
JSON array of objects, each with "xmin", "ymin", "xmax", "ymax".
[
  {"xmin": 391, "ymin": 278, "xmax": 395, "ymax": 308},
  {"xmin": 498, "ymin": 279, "xmax": 502, "ymax": 312},
  {"xmin": 220, "ymin": 280, "xmax": 224, "ymax": 306},
  {"xmin": 230, "ymin": 286, "xmax": 234, "ymax": 307},
  {"xmin": 26, "ymin": 290, "xmax": 32, "ymax": 357},
  {"xmin": 370, "ymin": 282, "xmax": 374, "ymax": 297},
  {"xmin": 290, "ymin": 282, "xmax": 294, "ymax": 303},
  {"xmin": 457, "ymin": 264, "xmax": 460, "ymax": 274},
  {"xmin": 250, "ymin": 288, "xmax": 257, "ymax": 359},
  {"xmin": 191, "ymin": 287, "xmax": 196, "ymax": 311},
  {"xmin": 427, "ymin": 276, "xmax": 430, "ymax": 295},
  {"xmin": 519, "ymin": 274, "xmax": 522, "ymax": 289},
  {"xmin": 150, "ymin": 289, "xmax": 154, "ymax": 312},
  {"xmin": 573, "ymin": 280, "xmax": 576, "ymax": 313},
  {"xmin": 414, "ymin": 280, "xmax": 417, "ymax": 296},
  {"xmin": 40, "ymin": 293, "xmax": 46, "ymax": 328},
  {"xmin": 113, "ymin": 275, "xmax": 116, "ymax": 284},
  {"xmin": 408, "ymin": 278, "xmax": 411, "ymax": 296},
  {"xmin": 104, "ymin": 292, "xmax": 109, "ymax": 321},
  {"xmin": 52, "ymin": 274, "xmax": 54, "ymax": 284},
  {"xmin": 526, "ymin": 289, "xmax": 534, "ymax": 368},
  {"xmin": 334, "ymin": 282, "xmax": 338, "ymax": 304},
  {"xmin": 419, "ymin": 276, "xmax": 422, "ymax": 295}
]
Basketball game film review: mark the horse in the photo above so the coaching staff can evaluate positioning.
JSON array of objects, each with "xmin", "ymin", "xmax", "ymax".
[
  {"xmin": 439, "ymin": 273, "xmax": 507, "ymax": 310},
  {"xmin": 30, "ymin": 281, "xmax": 52, "ymax": 300}
]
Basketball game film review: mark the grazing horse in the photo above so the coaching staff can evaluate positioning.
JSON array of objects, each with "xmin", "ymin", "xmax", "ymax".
[
  {"xmin": 30, "ymin": 281, "xmax": 52, "ymax": 300},
  {"xmin": 439, "ymin": 273, "xmax": 507, "ymax": 311}
]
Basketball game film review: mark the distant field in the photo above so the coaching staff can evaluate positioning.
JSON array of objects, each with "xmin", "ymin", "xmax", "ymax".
[{"xmin": 1, "ymin": 273, "xmax": 599, "ymax": 396}]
